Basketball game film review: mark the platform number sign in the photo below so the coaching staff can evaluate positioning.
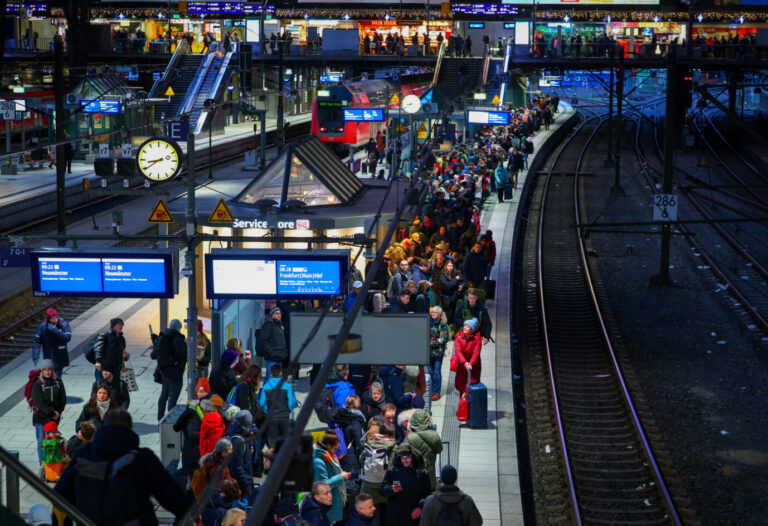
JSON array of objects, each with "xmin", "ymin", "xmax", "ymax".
[
  {"xmin": 98, "ymin": 143, "xmax": 110, "ymax": 159},
  {"xmin": 121, "ymin": 143, "xmax": 132, "ymax": 158},
  {"xmin": 653, "ymin": 193, "xmax": 677, "ymax": 222},
  {"xmin": 0, "ymin": 100, "xmax": 16, "ymax": 120}
]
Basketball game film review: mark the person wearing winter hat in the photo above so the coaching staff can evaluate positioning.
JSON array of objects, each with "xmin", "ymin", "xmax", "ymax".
[
  {"xmin": 31, "ymin": 359, "xmax": 65, "ymax": 464},
  {"xmin": 454, "ymin": 318, "xmax": 482, "ymax": 395},
  {"xmin": 196, "ymin": 377, "xmax": 211, "ymax": 398},
  {"xmin": 345, "ymin": 280, "xmax": 365, "ymax": 313},
  {"xmin": 209, "ymin": 348, "xmax": 239, "ymax": 399},
  {"xmin": 157, "ymin": 319, "xmax": 187, "ymax": 421},
  {"xmin": 32, "ymin": 308, "xmax": 72, "ymax": 378},
  {"xmin": 258, "ymin": 306, "xmax": 287, "ymax": 380},
  {"xmin": 93, "ymin": 317, "xmax": 126, "ymax": 382},
  {"xmin": 418, "ymin": 465, "xmax": 483, "ymax": 526},
  {"xmin": 26, "ymin": 503, "xmax": 53, "ymax": 526},
  {"xmin": 200, "ymin": 398, "xmax": 227, "ymax": 457}
]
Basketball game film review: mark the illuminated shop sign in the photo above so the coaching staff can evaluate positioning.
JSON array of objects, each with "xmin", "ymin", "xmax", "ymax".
[
  {"xmin": 232, "ymin": 218, "xmax": 312, "ymax": 229},
  {"xmin": 451, "ymin": 4, "xmax": 520, "ymax": 15},
  {"xmin": 7, "ymin": 3, "xmax": 49, "ymax": 15},
  {"xmin": 186, "ymin": 2, "xmax": 275, "ymax": 15}
]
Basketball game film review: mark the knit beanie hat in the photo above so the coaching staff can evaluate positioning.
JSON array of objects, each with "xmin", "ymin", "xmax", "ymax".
[
  {"xmin": 411, "ymin": 395, "xmax": 425, "ymax": 410},
  {"xmin": 221, "ymin": 348, "xmax": 239, "ymax": 367},
  {"xmin": 27, "ymin": 504, "xmax": 52, "ymax": 526},
  {"xmin": 269, "ymin": 306, "xmax": 281, "ymax": 317},
  {"xmin": 169, "ymin": 319, "xmax": 183, "ymax": 331},
  {"xmin": 38, "ymin": 359, "xmax": 55, "ymax": 371},
  {"xmin": 440, "ymin": 464, "xmax": 458, "ymax": 485},
  {"xmin": 463, "ymin": 318, "xmax": 478, "ymax": 332},
  {"xmin": 235, "ymin": 409, "xmax": 253, "ymax": 429},
  {"xmin": 195, "ymin": 378, "xmax": 210, "ymax": 393},
  {"xmin": 209, "ymin": 394, "xmax": 224, "ymax": 408},
  {"xmin": 43, "ymin": 421, "xmax": 58, "ymax": 433},
  {"xmin": 46, "ymin": 308, "xmax": 58, "ymax": 319}
]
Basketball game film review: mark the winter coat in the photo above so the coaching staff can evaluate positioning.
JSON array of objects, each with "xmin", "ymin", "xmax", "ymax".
[
  {"xmin": 418, "ymin": 484, "xmax": 483, "ymax": 526},
  {"xmin": 173, "ymin": 402, "xmax": 204, "ymax": 476},
  {"xmin": 91, "ymin": 375, "xmax": 130, "ymax": 410},
  {"xmin": 439, "ymin": 271, "xmax": 462, "ymax": 312},
  {"xmin": 75, "ymin": 401, "xmax": 110, "ymax": 434},
  {"xmin": 259, "ymin": 318, "xmax": 287, "ymax": 361},
  {"xmin": 54, "ymin": 425, "xmax": 192, "ymax": 526},
  {"xmin": 403, "ymin": 410, "xmax": 443, "ymax": 489},
  {"xmin": 493, "ymin": 165, "xmax": 509, "ymax": 186},
  {"xmin": 325, "ymin": 376, "xmax": 356, "ymax": 410},
  {"xmin": 429, "ymin": 318, "xmax": 449, "ymax": 359},
  {"xmin": 227, "ymin": 421, "xmax": 256, "ymax": 495},
  {"xmin": 233, "ymin": 352, "xmax": 252, "ymax": 378},
  {"xmin": 361, "ymin": 389, "xmax": 390, "ymax": 421},
  {"xmin": 31, "ymin": 375, "xmax": 66, "ymax": 426},
  {"xmin": 93, "ymin": 329, "xmax": 126, "ymax": 374},
  {"xmin": 453, "ymin": 299, "xmax": 492, "ymax": 339},
  {"xmin": 454, "ymin": 331, "xmax": 482, "ymax": 395},
  {"xmin": 347, "ymin": 507, "xmax": 375, "ymax": 526},
  {"xmin": 335, "ymin": 408, "xmax": 366, "ymax": 476},
  {"xmin": 378, "ymin": 366, "xmax": 413, "ymax": 410},
  {"xmin": 359, "ymin": 435, "xmax": 398, "ymax": 504},
  {"xmin": 462, "ymin": 251, "xmax": 488, "ymax": 287},
  {"xmin": 380, "ymin": 445, "xmax": 431, "ymax": 526},
  {"xmin": 386, "ymin": 269, "xmax": 410, "ymax": 300},
  {"xmin": 313, "ymin": 442, "xmax": 346, "ymax": 522},
  {"xmin": 299, "ymin": 496, "xmax": 332, "ymax": 526},
  {"xmin": 233, "ymin": 381, "xmax": 261, "ymax": 421},
  {"xmin": 159, "ymin": 328, "xmax": 187, "ymax": 382},
  {"xmin": 259, "ymin": 377, "xmax": 298, "ymax": 417},
  {"xmin": 32, "ymin": 318, "xmax": 72, "ymax": 369},
  {"xmin": 209, "ymin": 361, "xmax": 237, "ymax": 399},
  {"xmin": 199, "ymin": 411, "xmax": 226, "ymax": 457}
]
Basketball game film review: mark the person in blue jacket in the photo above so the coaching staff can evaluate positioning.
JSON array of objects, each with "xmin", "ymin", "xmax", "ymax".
[
  {"xmin": 494, "ymin": 162, "xmax": 510, "ymax": 203},
  {"xmin": 32, "ymin": 308, "xmax": 72, "ymax": 378},
  {"xmin": 345, "ymin": 280, "xmax": 364, "ymax": 312},
  {"xmin": 325, "ymin": 364, "xmax": 357, "ymax": 409},
  {"xmin": 378, "ymin": 365, "xmax": 414, "ymax": 412},
  {"xmin": 259, "ymin": 363, "xmax": 298, "ymax": 446}
]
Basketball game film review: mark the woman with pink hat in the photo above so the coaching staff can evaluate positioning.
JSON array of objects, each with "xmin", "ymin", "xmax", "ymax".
[{"xmin": 32, "ymin": 308, "xmax": 72, "ymax": 378}]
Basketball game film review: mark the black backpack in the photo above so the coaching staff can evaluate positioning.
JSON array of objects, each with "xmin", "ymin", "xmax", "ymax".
[
  {"xmin": 314, "ymin": 385, "xmax": 338, "ymax": 424},
  {"xmin": 523, "ymin": 138, "xmax": 534, "ymax": 154},
  {"xmin": 152, "ymin": 332, "xmax": 174, "ymax": 367},
  {"xmin": 436, "ymin": 499, "xmax": 466, "ymax": 526},
  {"xmin": 83, "ymin": 333, "xmax": 107, "ymax": 364},
  {"xmin": 73, "ymin": 450, "xmax": 140, "ymax": 525}
]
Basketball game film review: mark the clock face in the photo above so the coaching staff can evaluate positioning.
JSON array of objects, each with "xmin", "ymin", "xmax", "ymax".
[
  {"xmin": 136, "ymin": 138, "xmax": 183, "ymax": 182},
  {"xmin": 401, "ymin": 94, "xmax": 421, "ymax": 114}
]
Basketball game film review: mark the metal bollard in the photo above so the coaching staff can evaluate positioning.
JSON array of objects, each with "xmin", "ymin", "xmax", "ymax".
[
  {"xmin": 424, "ymin": 371, "xmax": 432, "ymax": 414},
  {"xmin": 6, "ymin": 450, "xmax": 19, "ymax": 514}
]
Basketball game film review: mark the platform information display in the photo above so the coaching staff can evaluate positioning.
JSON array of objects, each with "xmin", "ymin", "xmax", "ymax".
[
  {"xmin": 206, "ymin": 250, "xmax": 349, "ymax": 300},
  {"xmin": 343, "ymin": 108, "xmax": 386, "ymax": 122},
  {"xmin": 80, "ymin": 100, "xmax": 122, "ymax": 114},
  {"xmin": 503, "ymin": 0, "xmax": 657, "ymax": 4},
  {"xmin": 31, "ymin": 252, "xmax": 175, "ymax": 298},
  {"xmin": 466, "ymin": 110, "xmax": 510, "ymax": 125}
]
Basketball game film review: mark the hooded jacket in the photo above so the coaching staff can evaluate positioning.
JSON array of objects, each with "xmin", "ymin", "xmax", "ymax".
[
  {"xmin": 199, "ymin": 411, "xmax": 225, "ymax": 457},
  {"xmin": 173, "ymin": 401, "xmax": 204, "ymax": 476},
  {"xmin": 359, "ymin": 435, "xmax": 398, "ymax": 504},
  {"xmin": 380, "ymin": 445, "xmax": 431, "ymax": 526},
  {"xmin": 209, "ymin": 361, "xmax": 237, "ymax": 399},
  {"xmin": 227, "ymin": 421, "xmax": 256, "ymax": 495},
  {"xmin": 402, "ymin": 410, "xmax": 443, "ymax": 489},
  {"xmin": 32, "ymin": 317, "xmax": 72, "ymax": 369},
  {"xmin": 312, "ymin": 442, "xmax": 346, "ymax": 523},
  {"xmin": 418, "ymin": 484, "xmax": 483, "ymax": 526},
  {"xmin": 299, "ymin": 496, "xmax": 331, "ymax": 526},
  {"xmin": 378, "ymin": 366, "xmax": 413, "ymax": 410},
  {"xmin": 31, "ymin": 374, "xmax": 66, "ymax": 426},
  {"xmin": 54, "ymin": 425, "xmax": 192, "ymax": 526}
]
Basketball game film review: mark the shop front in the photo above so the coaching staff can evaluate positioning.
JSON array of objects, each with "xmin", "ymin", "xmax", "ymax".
[
  {"xmin": 358, "ymin": 19, "xmax": 452, "ymax": 55},
  {"xmin": 609, "ymin": 21, "xmax": 683, "ymax": 57}
]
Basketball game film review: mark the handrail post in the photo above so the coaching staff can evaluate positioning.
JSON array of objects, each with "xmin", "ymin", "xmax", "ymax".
[{"xmin": 5, "ymin": 450, "xmax": 19, "ymax": 515}]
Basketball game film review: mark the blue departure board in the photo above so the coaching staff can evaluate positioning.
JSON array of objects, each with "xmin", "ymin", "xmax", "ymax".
[
  {"xmin": 343, "ymin": 108, "xmax": 386, "ymax": 122},
  {"xmin": 31, "ymin": 252, "xmax": 175, "ymax": 298},
  {"xmin": 466, "ymin": 110, "xmax": 511, "ymax": 125},
  {"xmin": 80, "ymin": 100, "xmax": 122, "ymax": 114},
  {"xmin": 206, "ymin": 250, "xmax": 349, "ymax": 300}
]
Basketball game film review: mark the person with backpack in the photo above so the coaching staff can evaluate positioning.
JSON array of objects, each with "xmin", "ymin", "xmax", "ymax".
[
  {"xmin": 380, "ymin": 445, "xmax": 431, "ymax": 526},
  {"xmin": 228, "ymin": 410, "xmax": 257, "ymax": 496},
  {"xmin": 378, "ymin": 365, "xmax": 415, "ymax": 412},
  {"xmin": 209, "ymin": 348, "xmax": 239, "ymax": 399},
  {"xmin": 93, "ymin": 365, "xmax": 130, "ymax": 409},
  {"xmin": 174, "ymin": 394, "xmax": 212, "ymax": 478},
  {"xmin": 93, "ymin": 318, "xmax": 127, "ymax": 383},
  {"xmin": 75, "ymin": 386, "xmax": 115, "ymax": 436},
  {"xmin": 54, "ymin": 409, "xmax": 192, "ymax": 525},
  {"xmin": 257, "ymin": 307, "xmax": 287, "ymax": 380},
  {"xmin": 386, "ymin": 259, "xmax": 411, "ymax": 300},
  {"xmin": 200, "ymin": 396, "xmax": 227, "ymax": 457},
  {"xmin": 154, "ymin": 319, "xmax": 187, "ymax": 421},
  {"xmin": 31, "ymin": 360, "xmax": 66, "ymax": 464},
  {"xmin": 313, "ymin": 430, "xmax": 351, "ymax": 524},
  {"xmin": 325, "ymin": 364, "xmax": 357, "ymax": 410},
  {"xmin": 32, "ymin": 308, "xmax": 71, "ymax": 378},
  {"xmin": 418, "ymin": 465, "xmax": 483, "ymax": 526},
  {"xmin": 359, "ymin": 421, "xmax": 397, "ymax": 520},
  {"xmin": 229, "ymin": 365, "xmax": 262, "ymax": 420},
  {"xmin": 402, "ymin": 410, "xmax": 442, "ymax": 490},
  {"xmin": 259, "ymin": 363, "xmax": 298, "ymax": 446},
  {"xmin": 453, "ymin": 290, "xmax": 492, "ymax": 345}
]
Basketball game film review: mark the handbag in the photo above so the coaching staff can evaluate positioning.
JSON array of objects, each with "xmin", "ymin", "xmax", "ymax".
[
  {"xmin": 457, "ymin": 393, "xmax": 470, "ymax": 422},
  {"xmin": 120, "ymin": 358, "xmax": 139, "ymax": 392},
  {"xmin": 450, "ymin": 353, "xmax": 459, "ymax": 373}
]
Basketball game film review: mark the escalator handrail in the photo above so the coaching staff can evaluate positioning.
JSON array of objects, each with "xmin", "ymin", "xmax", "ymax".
[
  {"xmin": 431, "ymin": 42, "xmax": 445, "ymax": 88},
  {"xmin": 179, "ymin": 51, "xmax": 218, "ymax": 118},
  {"xmin": 194, "ymin": 50, "xmax": 236, "ymax": 136},
  {"xmin": 149, "ymin": 39, "xmax": 191, "ymax": 98}
]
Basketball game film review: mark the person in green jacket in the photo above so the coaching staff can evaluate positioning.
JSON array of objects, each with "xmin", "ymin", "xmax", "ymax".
[
  {"xmin": 313, "ymin": 431, "xmax": 350, "ymax": 523},
  {"xmin": 403, "ymin": 409, "xmax": 443, "ymax": 490}
]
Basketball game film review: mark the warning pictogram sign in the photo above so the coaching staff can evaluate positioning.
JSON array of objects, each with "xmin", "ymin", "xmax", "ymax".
[
  {"xmin": 164, "ymin": 86, "xmax": 175, "ymax": 97},
  {"xmin": 491, "ymin": 94, "xmax": 500, "ymax": 105},
  {"xmin": 209, "ymin": 198, "xmax": 235, "ymax": 223},
  {"xmin": 148, "ymin": 198, "xmax": 175, "ymax": 223},
  {"xmin": 390, "ymin": 94, "xmax": 400, "ymax": 105}
]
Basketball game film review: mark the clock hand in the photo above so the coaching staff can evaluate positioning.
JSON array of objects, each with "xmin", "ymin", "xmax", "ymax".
[{"xmin": 143, "ymin": 158, "xmax": 165, "ymax": 166}]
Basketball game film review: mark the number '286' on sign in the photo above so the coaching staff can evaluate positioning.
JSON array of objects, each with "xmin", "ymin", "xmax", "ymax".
[{"xmin": 653, "ymin": 193, "xmax": 677, "ymax": 222}]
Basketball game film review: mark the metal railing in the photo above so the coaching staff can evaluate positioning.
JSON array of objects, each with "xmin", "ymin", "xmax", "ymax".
[{"xmin": 149, "ymin": 39, "xmax": 191, "ymax": 99}]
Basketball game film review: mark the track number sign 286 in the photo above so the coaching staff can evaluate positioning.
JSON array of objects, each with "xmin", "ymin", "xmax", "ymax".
[{"xmin": 653, "ymin": 193, "xmax": 677, "ymax": 222}]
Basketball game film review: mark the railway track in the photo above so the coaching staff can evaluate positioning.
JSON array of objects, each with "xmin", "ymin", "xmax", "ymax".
[
  {"xmin": 634, "ymin": 104, "xmax": 768, "ymax": 333},
  {"xmin": 520, "ymin": 111, "xmax": 683, "ymax": 524}
]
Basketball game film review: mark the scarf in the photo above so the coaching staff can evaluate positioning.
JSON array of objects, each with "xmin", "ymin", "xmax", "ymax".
[{"xmin": 96, "ymin": 399, "xmax": 111, "ymax": 420}]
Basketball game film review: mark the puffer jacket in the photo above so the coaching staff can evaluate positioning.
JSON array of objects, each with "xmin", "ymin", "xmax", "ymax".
[
  {"xmin": 31, "ymin": 375, "xmax": 66, "ymax": 426},
  {"xmin": 380, "ymin": 445, "xmax": 431, "ymax": 526},
  {"xmin": 173, "ymin": 401, "xmax": 204, "ymax": 476},
  {"xmin": 402, "ymin": 409, "xmax": 443, "ymax": 489},
  {"xmin": 199, "ymin": 411, "xmax": 225, "ymax": 457}
]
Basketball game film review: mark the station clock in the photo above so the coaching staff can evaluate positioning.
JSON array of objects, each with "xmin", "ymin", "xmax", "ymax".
[
  {"xmin": 401, "ymin": 94, "xmax": 422, "ymax": 114},
  {"xmin": 136, "ymin": 137, "xmax": 183, "ymax": 182}
]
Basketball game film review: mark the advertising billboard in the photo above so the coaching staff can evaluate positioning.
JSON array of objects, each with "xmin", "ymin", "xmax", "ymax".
[
  {"xmin": 466, "ymin": 110, "xmax": 511, "ymax": 125},
  {"xmin": 205, "ymin": 249, "xmax": 350, "ymax": 300},
  {"xmin": 31, "ymin": 251, "xmax": 176, "ymax": 298}
]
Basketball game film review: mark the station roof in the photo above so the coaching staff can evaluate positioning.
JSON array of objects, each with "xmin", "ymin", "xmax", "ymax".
[
  {"xmin": 70, "ymin": 74, "xmax": 137, "ymax": 101},
  {"xmin": 236, "ymin": 135, "xmax": 363, "ymax": 208}
]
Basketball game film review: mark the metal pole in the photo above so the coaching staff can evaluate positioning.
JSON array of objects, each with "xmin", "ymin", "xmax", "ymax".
[
  {"xmin": 260, "ymin": 110, "xmax": 266, "ymax": 168},
  {"xmin": 606, "ymin": 66, "xmax": 614, "ymax": 164},
  {"xmin": 186, "ymin": 131, "xmax": 199, "ymax": 399},
  {"xmin": 687, "ymin": 0, "xmax": 694, "ymax": 59},
  {"xmin": 160, "ymin": 222, "xmax": 169, "ymax": 332},
  {"xmin": 652, "ymin": 54, "xmax": 677, "ymax": 286},
  {"xmin": 612, "ymin": 64, "xmax": 624, "ymax": 193},
  {"xmin": 5, "ymin": 450, "xmax": 19, "ymax": 514},
  {"xmin": 277, "ymin": 37, "xmax": 284, "ymax": 152},
  {"xmin": 54, "ymin": 40, "xmax": 67, "ymax": 246},
  {"xmin": 208, "ymin": 118, "xmax": 213, "ymax": 179}
]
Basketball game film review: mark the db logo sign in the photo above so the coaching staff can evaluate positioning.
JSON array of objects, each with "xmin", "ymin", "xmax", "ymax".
[{"xmin": 296, "ymin": 219, "xmax": 310, "ymax": 229}]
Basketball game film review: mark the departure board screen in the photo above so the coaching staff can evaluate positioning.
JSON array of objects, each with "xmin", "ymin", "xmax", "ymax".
[
  {"xmin": 503, "ymin": 0, "xmax": 657, "ymax": 4},
  {"xmin": 206, "ymin": 250, "xmax": 349, "ymax": 300},
  {"xmin": 343, "ymin": 108, "xmax": 386, "ymax": 122},
  {"xmin": 31, "ymin": 252, "xmax": 175, "ymax": 298},
  {"xmin": 466, "ymin": 110, "xmax": 511, "ymax": 125},
  {"xmin": 451, "ymin": 4, "xmax": 519, "ymax": 15}
]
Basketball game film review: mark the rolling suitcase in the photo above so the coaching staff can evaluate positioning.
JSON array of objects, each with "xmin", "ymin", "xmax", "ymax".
[
  {"xmin": 468, "ymin": 382, "xmax": 488, "ymax": 429},
  {"xmin": 504, "ymin": 183, "xmax": 513, "ymax": 200}
]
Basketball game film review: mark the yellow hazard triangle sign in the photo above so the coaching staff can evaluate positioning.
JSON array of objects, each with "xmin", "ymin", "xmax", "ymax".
[
  {"xmin": 209, "ymin": 198, "xmax": 235, "ymax": 223},
  {"xmin": 491, "ymin": 94, "xmax": 500, "ymax": 104},
  {"xmin": 148, "ymin": 198, "xmax": 174, "ymax": 223},
  {"xmin": 165, "ymin": 86, "xmax": 175, "ymax": 97}
]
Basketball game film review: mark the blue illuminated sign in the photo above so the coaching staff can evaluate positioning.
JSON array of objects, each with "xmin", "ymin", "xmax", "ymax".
[
  {"xmin": 31, "ymin": 251, "xmax": 175, "ymax": 298},
  {"xmin": 468, "ymin": 22, "xmax": 485, "ymax": 28},
  {"xmin": 466, "ymin": 110, "xmax": 511, "ymax": 125},
  {"xmin": 451, "ymin": 4, "xmax": 519, "ymax": 15},
  {"xmin": 343, "ymin": 108, "xmax": 386, "ymax": 122},
  {"xmin": 80, "ymin": 99, "xmax": 122, "ymax": 114},
  {"xmin": 320, "ymin": 74, "xmax": 342, "ymax": 83},
  {"xmin": 205, "ymin": 250, "xmax": 349, "ymax": 300},
  {"xmin": 1, "ymin": 247, "xmax": 31, "ymax": 268}
]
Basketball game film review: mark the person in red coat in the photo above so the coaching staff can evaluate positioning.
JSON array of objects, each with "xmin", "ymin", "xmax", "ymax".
[
  {"xmin": 199, "ymin": 395, "xmax": 226, "ymax": 457},
  {"xmin": 454, "ymin": 318, "xmax": 482, "ymax": 395}
]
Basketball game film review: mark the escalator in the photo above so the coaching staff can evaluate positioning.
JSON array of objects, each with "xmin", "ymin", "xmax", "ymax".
[
  {"xmin": 436, "ymin": 57, "xmax": 484, "ymax": 101},
  {"xmin": 150, "ymin": 44, "xmax": 205, "ymax": 119},
  {"xmin": 180, "ymin": 51, "xmax": 235, "ymax": 135}
]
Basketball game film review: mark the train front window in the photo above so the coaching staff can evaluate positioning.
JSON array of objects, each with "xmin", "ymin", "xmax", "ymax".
[{"xmin": 317, "ymin": 102, "xmax": 345, "ymax": 133}]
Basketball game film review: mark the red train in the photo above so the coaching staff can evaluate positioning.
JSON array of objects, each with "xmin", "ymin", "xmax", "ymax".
[
  {"xmin": 311, "ymin": 75, "xmax": 432, "ymax": 147},
  {"xmin": 0, "ymin": 88, "xmax": 54, "ymax": 133}
]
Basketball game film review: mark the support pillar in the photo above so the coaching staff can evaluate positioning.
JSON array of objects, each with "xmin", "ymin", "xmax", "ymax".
[{"xmin": 612, "ymin": 64, "xmax": 624, "ymax": 193}]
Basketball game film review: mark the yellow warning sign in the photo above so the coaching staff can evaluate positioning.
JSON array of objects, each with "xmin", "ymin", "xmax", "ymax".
[
  {"xmin": 390, "ymin": 94, "xmax": 400, "ymax": 105},
  {"xmin": 396, "ymin": 123, "xmax": 406, "ymax": 132},
  {"xmin": 209, "ymin": 198, "xmax": 235, "ymax": 223},
  {"xmin": 164, "ymin": 86, "xmax": 175, "ymax": 97},
  {"xmin": 491, "ymin": 94, "xmax": 500, "ymax": 105},
  {"xmin": 148, "ymin": 198, "xmax": 175, "ymax": 223},
  {"xmin": 417, "ymin": 121, "xmax": 428, "ymax": 139}
]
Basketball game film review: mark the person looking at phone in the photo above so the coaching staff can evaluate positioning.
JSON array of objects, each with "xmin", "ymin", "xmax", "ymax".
[{"xmin": 380, "ymin": 445, "xmax": 431, "ymax": 526}]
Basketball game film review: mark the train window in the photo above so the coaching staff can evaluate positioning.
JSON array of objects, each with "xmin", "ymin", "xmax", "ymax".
[
  {"xmin": 286, "ymin": 156, "xmax": 338, "ymax": 206},
  {"xmin": 317, "ymin": 104, "xmax": 344, "ymax": 133}
]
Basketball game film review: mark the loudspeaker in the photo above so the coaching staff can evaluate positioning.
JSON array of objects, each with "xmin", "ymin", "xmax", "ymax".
[
  {"xmin": 94, "ymin": 158, "xmax": 115, "ymax": 176},
  {"xmin": 117, "ymin": 158, "xmax": 135, "ymax": 177}
]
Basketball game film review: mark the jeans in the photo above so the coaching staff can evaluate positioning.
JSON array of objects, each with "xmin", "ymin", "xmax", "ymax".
[
  {"xmin": 428, "ymin": 356, "xmax": 443, "ymax": 396},
  {"xmin": 35, "ymin": 423, "xmax": 45, "ymax": 464},
  {"xmin": 158, "ymin": 372, "xmax": 183, "ymax": 420},
  {"xmin": 265, "ymin": 359, "xmax": 280, "ymax": 380},
  {"xmin": 267, "ymin": 418, "xmax": 291, "ymax": 448}
]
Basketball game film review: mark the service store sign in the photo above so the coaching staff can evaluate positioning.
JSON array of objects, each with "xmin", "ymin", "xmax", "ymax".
[{"xmin": 232, "ymin": 218, "xmax": 311, "ymax": 230}]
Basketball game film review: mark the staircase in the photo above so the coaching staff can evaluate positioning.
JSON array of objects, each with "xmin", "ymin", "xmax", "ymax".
[
  {"xmin": 153, "ymin": 54, "xmax": 205, "ymax": 119},
  {"xmin": 437, "ymin": 58, "xmax": 484, "ymax": 101}
]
